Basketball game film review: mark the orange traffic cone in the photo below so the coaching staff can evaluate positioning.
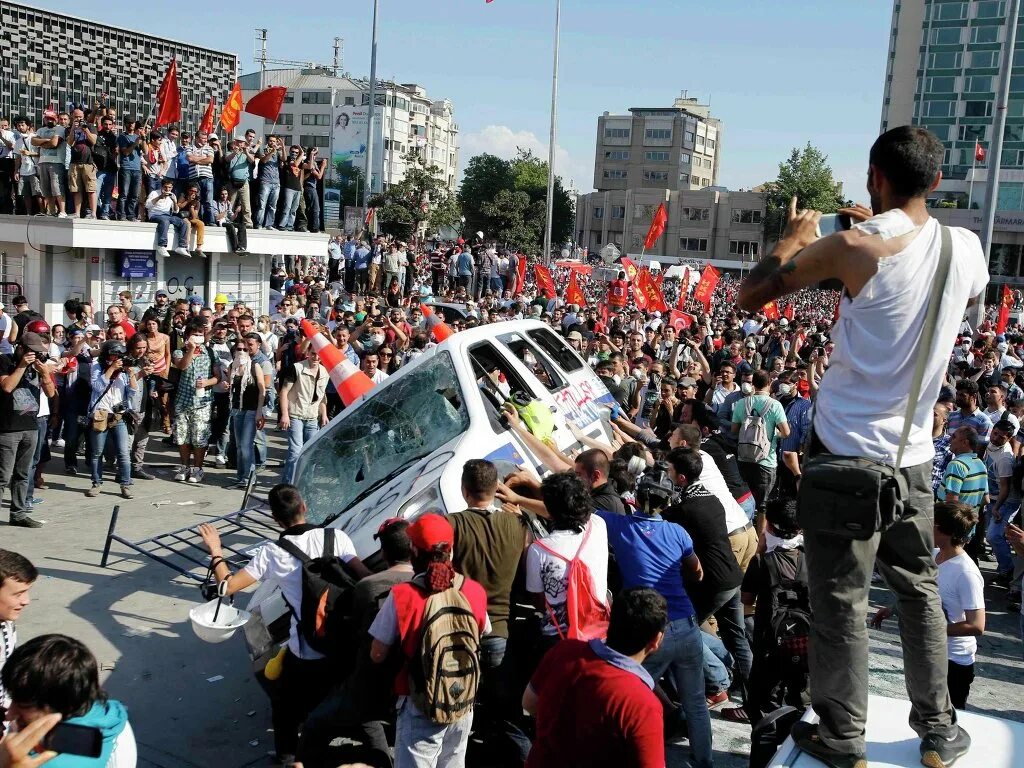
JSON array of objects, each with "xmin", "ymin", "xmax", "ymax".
[
  {"xmin": 300, "ymin": 320, "xmax": 375, "ymax": 405},
  {"xmin": 419, "ymin": 303, "xmax": 454, "ymax": 342}
]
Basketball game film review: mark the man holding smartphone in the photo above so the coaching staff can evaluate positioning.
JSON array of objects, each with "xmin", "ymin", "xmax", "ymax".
[{"xmin": 144, "ymin": 179, "xmax": 191, "ymax": 259}]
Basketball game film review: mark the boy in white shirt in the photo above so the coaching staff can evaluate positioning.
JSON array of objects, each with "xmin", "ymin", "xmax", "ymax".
[{"xmin": 144, "ymin": 178, "xmax": 191, "ymax": 258}]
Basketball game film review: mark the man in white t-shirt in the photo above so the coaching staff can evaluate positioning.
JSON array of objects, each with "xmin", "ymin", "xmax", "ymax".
[
  {"xmin": 198, "ymin": 484, "xmax": 371, "ymax": 763},
  {"xmin": 739, "ymin": 126, "xmax": 987, "ymax": 767},
  {"xmin": 524, "ymin": 472, "xmax": 609, "ymax": 645},
  {"xmin": 0, "ymin": 549, "xmax": 36, "ymax": 723}
]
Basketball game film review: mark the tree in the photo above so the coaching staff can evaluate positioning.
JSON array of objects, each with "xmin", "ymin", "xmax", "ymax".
[
  {"xmin": 329, "ymin": 165, "xmax": 364, "ymax": 208},
  {"xmin": 762, "ymin": 143, "xmax": 846, "ymax": 242},
  {"xmin": 367, "ymin": 151, "xmax": 462, "ymax": 239},
  {"xmin": 458, "ymin": 148, "xmax": 575, "ymax": 255}
]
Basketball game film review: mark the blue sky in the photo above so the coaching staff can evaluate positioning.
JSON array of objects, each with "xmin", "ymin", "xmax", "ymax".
[{"xmin": 43, "ymin": 0, "xmax": 894, "ymax": 198}]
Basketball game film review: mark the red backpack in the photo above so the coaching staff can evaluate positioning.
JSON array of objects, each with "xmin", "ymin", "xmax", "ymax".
[{"xmin": 533, "ymin": 522, "xmax": 610, "ymax": 641}]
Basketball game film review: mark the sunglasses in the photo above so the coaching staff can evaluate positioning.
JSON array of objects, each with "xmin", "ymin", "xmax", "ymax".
[{"xmin": 380, "ymin": 351, "xmax": 393, "ymax": 357}]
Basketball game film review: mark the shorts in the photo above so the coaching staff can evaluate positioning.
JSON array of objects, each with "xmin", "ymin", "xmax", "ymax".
[
  {"xmin": 68, "ymin": 163, "xmax": 97, "ymax": 194},
  {"xmin": 38, "ymin": 164, "xmax": 62, "ymax": 198},
  {"xmin": 18, "ymin": 175, "xmax": 41, "ymax": 197},
  {"xmin": 173, "ymin": 403, "xmax": 212, "ymax": 448}
]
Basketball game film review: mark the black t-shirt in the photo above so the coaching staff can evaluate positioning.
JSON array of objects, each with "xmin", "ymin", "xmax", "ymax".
[
  {"xmin": 652, "ymin": 399, "xmax": 683, "ymax": 441},
  {"xmin": 591, "ymin": 482, "xmax": 626, "ymax": 515},
  {"xmin": 664, "ymin": 491, "xmax": 743, "ymax": 615},
  {"xmin": 13, "ymin": 310, "xmax": 42, "ymax": 334},
  {"xmin": 0, "ymin": 354, "xmax": 42, "ymax": 432},
  {"xmin": 230, "ymin": 363, "xmax": 262, "ymax": 411},
  {"xmin": 95, "ymin": 130, "xmax": 119, "ymax": 172},
  {"xmin": 702, "ymin": 432, "xmax": 750, "ymax": 500},
  {"xmin": 282, "ymin": 161, "xmax": 303, "ymax": 191},
  {"xmin": 69, "ymin": 126, "xmax": 94, "ymax": 165}
]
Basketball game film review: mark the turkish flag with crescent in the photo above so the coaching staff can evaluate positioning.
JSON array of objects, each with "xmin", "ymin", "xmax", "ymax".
[
  {"xmin": 669, "ymin": 310, "xmax": 697, "ymax": 331},
  {"xmin": 534, "ymin": 264, "xmax": 557, "ymax": 300},
  {"xmin": 997, "ymin": 284, "xmax": 1013, "ymax": 334},
  {"xmin": 763, "ymin": 301, "xmax": 780, "ymax": 321},
  {"xmin": 692, "ymin": 265, "xmax": 721, "ymax": 312},
  {"xmin": 566, "ymin": 270, "xmax": 585, "ymax": 306}
]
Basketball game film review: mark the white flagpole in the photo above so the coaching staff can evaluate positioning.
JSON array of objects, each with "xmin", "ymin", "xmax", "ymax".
[
  {"xmin": 968, "ymin": 147, "xmax": 977, "ymax": 210},
  {"xmin": 542, "ymin": 0, "xmax": 561, "ymax": 266}
]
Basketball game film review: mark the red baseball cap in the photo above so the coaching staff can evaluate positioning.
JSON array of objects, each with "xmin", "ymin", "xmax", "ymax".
[
  {"xmin": 373, "ymin": 517, "xmax": 406, "ymax": 540},
  {"xmin": 407, "ymin": 513, "xmax": 453, "ymax": 551}
]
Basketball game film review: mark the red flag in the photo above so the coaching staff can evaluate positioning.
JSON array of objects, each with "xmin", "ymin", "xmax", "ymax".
[
  {"xmin": 220, "ymin": 81, "xmax": 244, "ymax": 133},
  {"xmin": 599, "ymin": 302, "xmax": 610, "ymax": 329},
  {"xmin": 976, "ymin": 141, "xmax": 986, "ymax": 163},
  {"xmin": 676, "ymin": 268, "xmax": 691, "ymax": 309},
  {"xmin": 566, "ymin": 271, "xmax": 585, "ymax": 306},
  {"xmin": 997, "ymin": 284, "xmax": 1013, "ymax": 334},
  {"xmin": 636, "ymin": 269, "xmax": 669, "ymax": 313},
  {"xmin": 763, "ymin": 301, "xmax": 780, "ymax": 321},
  {"xmin": 668, "ymin": 310, "xmax": 696, "ymax": 332},
  {"xmin": 654, "ymin": 271, "xmax": 664, "ymax": 288},
  {"xmin": 516, "ymin": 252, "xmax": 527, "ymax": 293},
  {"xmin": 692, "ymin": 265, "xmax": 721, "ymax": 313},
  {"xmin": 783, "ymin": 303, "xmax": 795, "ymax": 321},
  {"xmin": 154, "ymin": 58, "xmax": 181, "ymax": 128},
  {"xmin": 198, "ymin": 97, "xmax": 216, "ymax": 136},
  {"xmin": 643, "ymin": 202, "xmax": 668, "ymax": 251},
  {"xmin": 633, "ymin": 277, "xmax": 648, "ymax": 311},
  {"xmin": 619, "ymin": 257, "xmax": 639, "ymax": 284},
  {"xmin": 244, "ymin": 86, "xmax": 288, "ymax": 122},
  {"xmin": 534, "ymin": 264, "xmax": 557, "ymax": 300}
]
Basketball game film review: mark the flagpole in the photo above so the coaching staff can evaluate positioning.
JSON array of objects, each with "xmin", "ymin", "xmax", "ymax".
[
  {"xmin": 542, "ymin": 0, "xmax": 561, "ymax": 267},
  {"xmin": 363, "ymin": 0, "xmax": 380, "ymax": 209},
  {"xmin": 968, "ymin": 150, "xmax": 977, "ymax": 210}
]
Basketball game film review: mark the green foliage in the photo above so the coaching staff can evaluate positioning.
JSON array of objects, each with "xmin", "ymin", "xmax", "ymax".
[
  {"xmin": 762, "ymin": 143, "xmax": 846, "ymax": 241},
  {"xmin": 329, "ymin": 164, "xmax": 365, "ymax": 208},
  {"xmin": 458, "ymin": 149, "xmax": 575, "ymax": 255},
  {"xmin": 368, "ymin": 152, "xmax": 462, "ymax": 239}
]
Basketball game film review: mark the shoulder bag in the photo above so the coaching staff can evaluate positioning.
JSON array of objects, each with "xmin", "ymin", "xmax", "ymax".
[{"xmin": 797, "ymin": 224, "xmax": 953, "ymax": 540}]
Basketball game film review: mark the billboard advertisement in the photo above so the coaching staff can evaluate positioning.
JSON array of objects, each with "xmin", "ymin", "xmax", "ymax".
[{"xmin": 332, "ymin": 104, "xmax": 385, "ymax": 194}]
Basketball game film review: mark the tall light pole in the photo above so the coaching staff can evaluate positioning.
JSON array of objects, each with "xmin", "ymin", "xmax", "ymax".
[
  {"xmin": 542, "ymin": 0, "xmax": 561, "ymax": 265},
  {"xmin": 363, "ymin": 0, "xmax": 380, "ymax": 212}
]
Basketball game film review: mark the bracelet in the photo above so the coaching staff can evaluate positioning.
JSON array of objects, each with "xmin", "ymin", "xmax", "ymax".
[{"xmin": 210, "ymin": 555, "xmax": 227, "ymax": 569}]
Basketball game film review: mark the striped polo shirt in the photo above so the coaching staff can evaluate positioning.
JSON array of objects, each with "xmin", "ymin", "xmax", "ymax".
[
  {"xmin": 937, "ymin": 452, "xmax": 988, "ymax": 508},
  {"xmin": 187, "ymin": 144, "xmax": 215, "ymax": 179}
]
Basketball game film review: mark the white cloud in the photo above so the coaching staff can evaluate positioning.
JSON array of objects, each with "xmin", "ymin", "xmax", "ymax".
[{"xmin": 460, "ymin": 124, "xmax": 594, "ymax": 194}]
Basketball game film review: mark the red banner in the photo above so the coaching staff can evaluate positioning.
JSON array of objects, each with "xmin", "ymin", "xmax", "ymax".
[
  {"xmin": 643, "ymin": 202, "xmax": 668, "ymax": 251},
  {"xmin": 692, "ymin": 265, "xmax": 721, "ymax": 313},
  {"xmin": 654, "ymin": 271, "xmax": 664, "ymax": 288},
  {"xmin": 535, "ymin": 264, "xmax": 557, "ymax": 300},
  {"xmin": 636, "ymin": 269, "xmax": 669, "ymax": 313},
  {"xmin": 155, "ymin": 58, "xmax": 181, "ymax": 128},
  {"xmin": 198, "ymin": 97, "xmax": 216, "ymax": 136},
  {"xmin": 669, "ymin": 310, "xmax": 696, "ymax": 332},
  {"xmin": 220, "ymin": 81, "xmax": 243, "ymax": 133},
  {"xmin": 619, "ymin": 257, "xmax": 640, "ymax": 284},
  {"xmin": 566, "ymin": 270, "xmax": 585, "ymax": 306},
  {"xmin": 763, "ymin": 301, "xmax": 780, "ymax": 321},
  {"xmin": 599, "ymin": 302, "xmax": 610, "ymax": 329},
  {"xmin": 677, "ymin": 268, "xmax": 690, "ymax": 310},
  {"xmin": 244, "ymin": 86, "xmax": 288, "ymax": 122},
  {"xmin": 517, "ymin": 252, "xmax": 527, "ymax": 291},
  {"xmin": 555, "ymin": 260, "xmax": 593, "ymax": 274},
  {"xmin": 783, "ymin": 303, "xmax": 795, "ymax": 321},
  {"xmin": 998, "ymin": 284, "xmax": 1013, "ymax": 334}
]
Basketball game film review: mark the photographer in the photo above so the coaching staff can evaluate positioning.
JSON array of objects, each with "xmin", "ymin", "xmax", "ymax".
[
  {"xmin": 123, "ymin": 335, "xmax": 157, "ymax": 481},
  {"xmin": 144, "ymin": 179, "xmax": 191, "ymax": 259},
  {"xmin": 302, "ymin": 146, "xmax": 326, "ymax": 233},
  {"xmin": 85, "ymin": 341, "xmax": 137, "ymax": 500},
  {"xmin": 256, "ymin": 136, "xmax": 282, "ymax": 229},
  {"xmin": 0, "ymin": 333, "xmax": 56, "ymax": 528},
  {"xmin": 737, "ymin": 126, "xmax": 988, "ymax": 766},
  {"xmin": 116, "ymin": 120, "xmax": 145, "ymax": 221}
]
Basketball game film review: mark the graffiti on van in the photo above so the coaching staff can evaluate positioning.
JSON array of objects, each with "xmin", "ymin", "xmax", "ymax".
[{"xmin": 554, "ymin": 379, "xmax": 616, "ymax": 429}]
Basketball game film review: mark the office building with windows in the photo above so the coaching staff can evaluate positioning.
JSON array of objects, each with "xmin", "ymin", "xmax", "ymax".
[
  {"xmin": 238, "ymin": 68, "xmax": 459, "ymax": 194},
  {"xmin": 882, "ymin": 0, "xmax": 1024, "ymax": 297}
]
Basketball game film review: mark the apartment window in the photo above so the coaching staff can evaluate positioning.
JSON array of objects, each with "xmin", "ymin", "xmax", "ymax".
[
  {"xmin": 707, "ymin": 138, "xmax": 716, "ymax": 150},
  {"xmin": 301, "ymin": 91, "xmax": 331, "ymax": 104},
  {"xmin": 268, "ymin": 113, "xmax": 293, "ymax": 126},
  {"xmin": 611, "ymin": 206, "xmax": 625, "ymax": 219},
  {"xmin": 999, "ymin": 183, "xmax": 1024, "ymax": 211},
  {"xmin": 971, "ymin": 25, "xmax": 999, "ymax": 43},
  {"xmin": 645, "ymin": 150, "xmax": 670, "ymax": 162},
  {"xmin": 1007, "ymin": 124, "xmax": 1024, "ymax": 142},
  {"xmin": 344, "ymin": 96, "xmax": 355, "ymax": 106},
  {"xmin": 643, "ymin": 170, "xmax": 670, "ymax": 182},
  {"xmin": 929, "ymin": 27, "xmax": 962, "ymax": 45},
  {"xmin": 1002, "ymin": 150, "xmax": 1024, "ymax": 167},
  {"xmin": 593, "ymin": 207, "xmax": 604, "ymax": 219},
  {"xmin": 977, "ymin": 1, "xmax": 1005, "ymax": 18},
  {"xmin": 282, "ymin": 93, "xmax": 294, "ymax": 104},
  {"xmin": 695, "ymin": 135, "xmax": 705, "ymax": 147},
  {"xmin": 970, "ymin": 51, "xmax": 998, "ymax": 68},
  {"xmin": 924, "ymin": 76, "xmax": 956, "ymax": 93},
  {"xmin": 683, "ymin": 207, "xmax": 710, "ymax": 221},
  {"xmin": 684, "ymin": 131, "xmax": 695, "ymax": 144},
  {"xmin": 603, "ymin": 169, "xmax": 628, "ymax": 179},
  {"xmin": 731, "ymin": 209, "xmax": 763, "ymax": 224},
  {"xmin": 679, "ymin": 172, "xmax": 690, "ymax": 184},
  {"xmin": 703, "ymin": 158, "xmax": 712, "ymax": 169},
  {"xmin": 604, "ymin": 150, "xmax": 630, "ymax": 160},
  {"xmin": 964, "ymin": 75, "xmax": 993, "ymax": 93},
  {"xmin": 958, "ymin": 124, "xmax": 986, "ymax": 141},
  {"xmin": 301, "ymin": 114, "xmax": 330, "ymax": 126},
  {"xmin": 680, "ymin": 153, "xmax": 691, "ymax": 164},
  {"xmin": 679, "ymin": 237, "xmax": 708, "ymax": 252},
  {"xmin": 634, "ymin": 204, "xmax": 655, "ymax": 219},
  {"xmin": 924, "ymin": 124, "xmax": 951, "ymax": 141},
  {"xmin": 964, "ymin": 101, "xmax": 993, "ymax": 117},
  {"xmin": 645, "ymin": 128, "xmax": 672, "ymax": 140},
  {"xmin": 729, "ymin": 240, "xmax": 760, "ymax": 257},
  {"xmin": 1011, "ymin": 101, "xmax": 1024, "ymax": 118},
  {"xmin": 924, "ymin": 51, "xmax": 962, "ymax": 69},
  {"xmin": 920, "ymin": 100, "xmax": 955, "ymax": 117},
  {"xmin": 299, "ymin": 135, "xmax": 330, "ymax": 148},
  {"xmin": 930, "ymin": 2, "xmax": 966, "ymax": 20},
  {"xmin": 604, "ymin": 127, "xmax": 630, "ymax": 139}
]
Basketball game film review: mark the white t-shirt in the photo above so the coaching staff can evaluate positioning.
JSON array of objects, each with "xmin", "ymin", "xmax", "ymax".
[
  {"xmin": 526, "ymin": 515, "xmax": 609, "ymax": 637},
  {"xmin": 0, "ymin": 620, "xmax": 16, "ymax": 709},
  {"xmin": 935, "ymin": 550, "xmax": 985, "ymax": 666},
  {"xmin": 243, "ymin": 527, "xmax": 358, "ymax": 659},
  {"xmin": 816, "ymin": 211, "xmax": 989, "ymax": 467},
  {"xmin": 698, "ymin": 449, "xmax": 749, "ymax": 533}
]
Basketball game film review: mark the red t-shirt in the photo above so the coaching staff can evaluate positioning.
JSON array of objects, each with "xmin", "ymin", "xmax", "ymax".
[
  {"xmin": 119, "ymin": 319, "xmax": 136, "ymax": 340},
  {"xmin": 526, "ymin": 639, "xmax": 664, "ymax": 768}
]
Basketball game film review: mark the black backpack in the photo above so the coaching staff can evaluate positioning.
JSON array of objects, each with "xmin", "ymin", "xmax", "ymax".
[
  {"xmin": 275, "ymin": 528, "xmax": 358, "ymax": 657},
  {"xmin": 763, "ymin": 549, "xmax": 812, "ymax": 672}
]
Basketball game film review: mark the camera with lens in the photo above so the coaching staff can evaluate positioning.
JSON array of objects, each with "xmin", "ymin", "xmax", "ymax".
[
  {"xmin": 110, "ymin": 402, "xmax": 128, "ymax": 415},
  {"xmin": 635, "ymin": 461, "xmax": 675, "ymax": 515},
  {"xmin": 122, "ymin": 356, "xmax": 142, "ymax": 369}
]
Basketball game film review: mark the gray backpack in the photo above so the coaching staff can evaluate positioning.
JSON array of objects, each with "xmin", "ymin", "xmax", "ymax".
[{"xmin": 737, "ymin": 396, "xmax": 772, "ymax": 463}]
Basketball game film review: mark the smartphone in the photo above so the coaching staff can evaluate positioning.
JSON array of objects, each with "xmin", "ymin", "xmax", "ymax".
[
  {"xmin": 817, "ymin": 213, "xmax": 852, "ymax": 237},
  {"xmin": 44, "ymin": 722, "xmax": 103, "ymax": 758}
]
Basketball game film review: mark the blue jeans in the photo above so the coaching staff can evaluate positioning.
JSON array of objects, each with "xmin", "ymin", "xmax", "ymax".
[
  {"xmin": 394, "ymin": 697, "xmax": 473, "ymax": 768},
  {"xmin": 479, "ymin": 635, "xmax": 532, "ymax": 762},
  {"xmin": 282, "ymin": 418, "xmax": 318, "ymax": 484},
  {"xmin": 117, "ymin": 167, "xmax": 141, "ymax": 220},
  {"xmin": 88, "ymin": 421, "xmax": 131, "ymax": 486},
  {"xmin": 739, "ymin": 494, "xmax": 757, "ymax": 522},
  {"xmin": 698, "ymin": 586, "xmax": 753, "ymax": 684},
  {"xmin": 145, "ymin": 174, "xmax": 163, "ymax": 194},
  {"xmin": 97, "ymin": 170, "xmax": 116, "ymax": 218},
  {"xmin": 257, "ymin": 182, "xmax": 279, "ymax": 228},
  {"xmin": 26, "ymin": 416, "xmax": 47, "ymax": 500},
  {"xmin": 642, "ymin": 615, "xmax": 713, "ymax": 768},
  {"xmin": 304, "ymin": 185, "xmax": 320, "ymax": 232},
  {"xmin": 196, "ymin": 176, "xmax": 215, "ymax": 224},
  {"xmin": 703, "ymin": 629, "xmax": 733, "ymax": 694},
  {"xmin": 148, "ymin": 212, "xmax": 187, "ymax": 248},
  {"xmin": 278, "ymin": 187, "xmax": 301, "ymax": 229},
  {"xmin": 231, "ymin": 409, "xmax": 258, "ymax": 483},
  {"xmin": 988, "ymin": 499, "xmax": 1020, "ymax": 575}
]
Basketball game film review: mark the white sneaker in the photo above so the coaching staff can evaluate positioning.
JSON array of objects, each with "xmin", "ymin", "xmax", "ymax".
[
  {"xmin": 215, "ymin": 454, "xmax": 228, "ymax": 468},
  {"xmin": 172, "ymin": 246, "xmax": 192, "ymax": 257},
  {"xmin": 52, "ymin": 438, "xmax": 66, "ymax": 448},
  {"xmin": 156, "ymin": 246, "xmax": 171, "ymax": 258},
  {"xmin": 187, "ymin": 467, "xmax": 204, "ymax": 484},
  {"xmin": 173, "ymin": 465, "xmax": 188, "ymax": 482},
  {"xmin": 56, "ymin": 211, "xmax": 69, "ymax": 219}
]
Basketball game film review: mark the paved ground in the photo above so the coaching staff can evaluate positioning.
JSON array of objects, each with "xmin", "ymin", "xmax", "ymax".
[{"xmin": 7, "ymin": 430, "xmax": 1024, "ymax": 767}]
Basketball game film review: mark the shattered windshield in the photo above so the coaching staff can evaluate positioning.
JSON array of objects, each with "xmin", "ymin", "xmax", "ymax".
[{"xmin": 296, "ymin": 352, "xmax": 469, "ymax": 526}]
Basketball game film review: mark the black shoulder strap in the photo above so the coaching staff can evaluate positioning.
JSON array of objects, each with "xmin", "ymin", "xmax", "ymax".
[
  {"xmin": 276, "ymin": 534, "xmax": 311, "ymax": 565},
  {"xmin": 764, "ymin": 553, "xmax": 782, "ymax": 591},
  {"xmin": 323, "ymin": 526, "xmax": 335, "ymax": 556}
]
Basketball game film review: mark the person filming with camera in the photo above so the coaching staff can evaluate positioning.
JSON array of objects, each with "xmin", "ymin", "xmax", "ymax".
[
  {"xmin": 0, "ymin": 332, "xmax": 56, "ymax": 528},
  {"xmin": 84, "ymin": 340, "xmax": 138, "ymax": 500},
  {"xmin": 737, "ymin": 126, "xmax": 989, "ymax": 768}
]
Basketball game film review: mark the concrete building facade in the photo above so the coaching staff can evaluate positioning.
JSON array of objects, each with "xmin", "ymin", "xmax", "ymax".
[
  {"xmin": 593, "ymin": 97, "xmax": 721, "ymax": 194},
  {"xmin": 0, "ymin": 0, "xmax": 237, "ymax": 130}
]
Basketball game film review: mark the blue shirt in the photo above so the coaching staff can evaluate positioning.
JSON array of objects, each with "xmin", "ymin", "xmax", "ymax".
[
  {"xmin": 595, "ymin": 508, "xmax": 696, "ymax": 622},
  {"xmin": 937, "ymin": 452, "xmax": 988, "ymax": 507},
  {"xmin": 117, "ymin": 132, "xmax": 141, "ymax": 171},
  {"xmin": 343, "ymin": 240, "xmax": 357, "ymax": 261},
  {"xmin": 355, "ymin": 247, "xmax": 371, "ymax": 270},
  {"xmin": 946, "ymin": 408, "xmax": 993, "ymax": 445},
  {"xmin": 778, "ymin": 395, "xmax": 813, "ymax": 457}
]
